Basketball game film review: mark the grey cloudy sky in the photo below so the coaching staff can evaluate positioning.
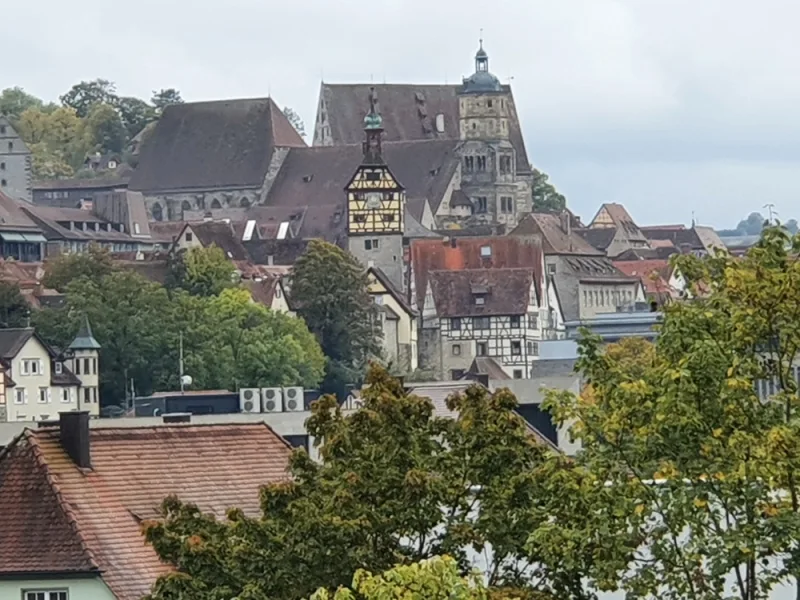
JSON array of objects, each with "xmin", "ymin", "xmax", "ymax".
[{"xmin": 4, "ymin": 0, "xmax": 799, "ymax": 227}]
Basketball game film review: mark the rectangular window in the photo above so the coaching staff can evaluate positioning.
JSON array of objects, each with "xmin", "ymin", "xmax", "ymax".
[
  {"xmin": 511, "ymin": 341, "xmax": 522, "ymax": 356},
  {"xmin": 15, "ymin": 389, "xmax": 25, "ymax": 404},
  {"xmin": 500, "ymin": 196, "xmax": 514, "ymax": 213},
  {"xmin": 74, "ymin": 359, "xmax": 81, "ymax": 375},
  {"xmin": 92, "ymin": 359, "xmax": 97, "ymax": 375},
  {"xmin": 477, "ymin": 156, "xmax": 487, "ymax": 171},
  {"xmin": 527, "ymin": 341, "xmax": 540, "ymax": 356},
  {"xmin": 365, "ymin": 171, "xmax": 381, "ymax": 181},
  {"xmin": 513, "ymin": 369, "xmax": 523, "ymax": 380},
  {"xmin": 499, "ymin": 156, "xmax": 512, "ymax": 174},
  {"xmin": 84, "ymin": 358, "xmax": 92, "ymax": 374},
  {"xmin": 452, "ymin": 344, "xmax": 461, "ymax": 356},
  {"xmin": 55, "ymin": 362, "xmax": 63, "ymax": 375},
  {"xmin": 474, "ymin": 295, "xmax": 485, "ymax": 306},
  {"xmin": 364, "ymin": 239, "xmax": 380, "ymax": 250},
  {"xmin": 510, "ymin": 316, "xmax": 521, "ymax": 328},
  {"xmin": 476, "ymin": 342, "xmax": 488, "ymax": 356},
  {"xmin": 24, "ymin": 591, "xmax": 68, "ymax": 600},
  {"xmin": 474, "ymin": 317, "xmax": 491, "ymax": 330},
  {"xmin": 463, "ymin": 156, "xmax": 474, "ymax": 173},
  {"xmin": 547, "ymin": 263, "xmax": 556, "ymax": 275},
  {"xmin": 450, "ymin": 318, "xmax": 461, "ymax": 331},
  {"xmin": 185, "ymin": 232, "xmax": 193, "ymax": 242},
  {"xmin": 480, "ymin": 245, "xmax": 492, "ymax": 257},
  {"xmin": 84, "ymin": 388, "xmax": 90, "ymax": 404},
  {"xmin": 354, "ymin": 213, "xmax": 367, "ymax": 223},
  {"xmin": 61, "ymin": 388, "xmax": 71, "ymax": 403},
  {"xmin": 528, "ymin": 314, "xmax": 539, "ymax": 329},
  {"xmin": 39, "ymin": 388, "xmax": 49, "ymax": 403},
  {"xmin": 487, "ymin": 99, "xmax": 493, "ymax": 108},
  {"xmin": 475, "ymin": 197, "xmax": 488, "ymax": 214},
  {"xmin": 382, "ymin": 213, "xmax": 395, "ymax": 222}
]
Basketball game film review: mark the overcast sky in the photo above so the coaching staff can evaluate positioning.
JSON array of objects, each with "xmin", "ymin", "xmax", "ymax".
[{"xmin": 4, "ymin": 0, "xmax": 798, "ymax": 228}]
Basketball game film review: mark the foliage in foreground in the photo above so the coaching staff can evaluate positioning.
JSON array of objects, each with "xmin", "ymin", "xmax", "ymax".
[
  {"xmin": 142, "ymin": 365, "xmax": 573, "ymax": 600},
  {"xmin": 541, "ymin": 226, "xmax": 800, "ymax": 600}
]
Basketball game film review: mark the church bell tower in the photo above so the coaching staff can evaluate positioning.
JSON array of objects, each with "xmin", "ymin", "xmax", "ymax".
[{"xmin": 346, "ymin": 87, "xmax": 406, "ymax": 290}]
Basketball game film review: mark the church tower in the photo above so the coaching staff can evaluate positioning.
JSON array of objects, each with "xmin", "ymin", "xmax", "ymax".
[
  {"xmin": 69, "ymin": 315, "xmax": 101, "ymax": 415},
  {"xmin": 457, "ymin": 40, "xmax": 526, "ymax": 227},
  {"xmin": 346, "ymin": 87, "xmax": 406, "ymax": 290}
]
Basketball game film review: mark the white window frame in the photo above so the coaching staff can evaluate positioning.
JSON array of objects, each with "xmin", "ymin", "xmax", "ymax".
[
  {"xmin": 23, "ymin": 590, "xmax": 69, "ymax": 600},
  {"xmin": 61, "ymin": 388, "xmax": 71, "ymax": 403},
  {"xmin": 38, "ymin": 387, "xmax": 49, "ymax": 404},
  {"xmin": 55, "ymin": 362, "xmax": 63, "ymax": 375},
  {"xmin": 14, "ymin": 388, "xmax": 25, "ymax": 404}
]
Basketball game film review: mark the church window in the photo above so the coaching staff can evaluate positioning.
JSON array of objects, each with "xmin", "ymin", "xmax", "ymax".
[
  {"xmin": 477, "ymin": 156, "xmax": 487, "ymax": 171},
  {"xmin": 475, "ymin": 197, "xmax": 488, "ymax": 213},
  {"xmin": 500, "ymin": 196, "xmax": 514, "ymax": 213},
  {"xmin": 240, "ymin": 197, "xmax": 251, "ymax": 208},
  {"xmin": 181, "ymin": 200, "xmax": 192, "ymax": 213},
  {"xmin": 211, "ymin": 198, "xmax": 222, "ymax": 209},
  {"xmin": 464, "ymin": 156, "xmax": 474, "ymax": 172}
]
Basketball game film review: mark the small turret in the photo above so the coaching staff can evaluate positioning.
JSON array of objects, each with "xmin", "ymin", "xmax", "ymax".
[{"xmin": 69, "ymin": 315, "xmax": 101, "ymax": 415}]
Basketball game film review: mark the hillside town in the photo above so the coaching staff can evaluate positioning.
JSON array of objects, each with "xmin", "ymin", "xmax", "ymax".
[{"xmin": 1, "ymin": 29, "xmax": 800, "ymax": 600}]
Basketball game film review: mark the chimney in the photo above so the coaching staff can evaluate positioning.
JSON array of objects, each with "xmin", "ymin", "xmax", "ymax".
[
  {"xmin": 559, "ymin": 210, "xmax": 571, "ymax": 236},
  {"xmin": 162, "ymin": 412, "xmax": 191, "ymax": 424},
  {"xmin": 59, "ymin": 411, "xmax": 91, "ymax": 469}
]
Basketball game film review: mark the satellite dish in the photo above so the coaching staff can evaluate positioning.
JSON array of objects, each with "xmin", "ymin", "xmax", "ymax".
[{"xmin": 180, "ymin": 375, "xmax": 193, "ymax": 386}]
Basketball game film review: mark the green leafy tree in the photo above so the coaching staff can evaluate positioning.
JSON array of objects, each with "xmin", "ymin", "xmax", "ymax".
[
  {"xmin": 309, "ymin": 556, "xmax": 497, "ymax": 600},
  {"xmin": 60, "ymin": 78, "xmax": 117, "ymax": 118},
  {"xmin": 531, "ymin": 169, "xmax": 566, "ymax": 213},
  {"xmin": 0, "ymin": 87, "xmax": 43, "ymax": 122},
  {"xmin": 290, "ymin": 240, "xmax": 382, "ymax": 396},
  {"xmin": 283, "ymin": 106, "xmax": 306, "ymax": 138},
  {"xmin": 166, "ymin": 246, "xmax": 236, "ymax": 297},
  {"xmin": 142, "ymin": 365, "xmax": 567, "ymax": 600},
  {"xmin": 151, "ymin": 88, "xmax": 183, "ymax": 115},
  {"xmin": 0, "ymin": 282, "xmax": 30, "ymax": 328},
  {"xmin": 16, "ymin": 106, "xmax": 90, "ymax": 179},
  {"xmin": 85, "ymin": 103, "xmax": 127, "ymax": 154},
  {"xmin": 43, "ymin": 245, "xmax": 117, "ymax": 292},
  {"xmin": 114, "ymin": 96, "xmax": 156, "ymax": 139},
  {"xmin": 541, "ymin": 226, "xmax": 800, "ymax": 599}
]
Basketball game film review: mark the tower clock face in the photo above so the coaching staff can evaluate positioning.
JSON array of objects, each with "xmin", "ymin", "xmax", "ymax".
[{"xmin": 365, "ymin": 192, "xmax": 382, "ymax": 210}]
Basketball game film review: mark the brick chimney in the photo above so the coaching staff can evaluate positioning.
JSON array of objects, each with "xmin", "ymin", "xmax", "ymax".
[
  {"xmin": 59, "ymin": 411, "xmax": 91, "ymax": 469},
  {"xmin": 559, "ymin": 210, "xmax": 572, "ymax": 236}
]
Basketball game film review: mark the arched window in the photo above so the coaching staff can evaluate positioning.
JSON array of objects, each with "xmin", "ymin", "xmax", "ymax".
[
  {"xmin": 240, "ymin": 197, "xmax": 251, "ymax": 208},
  {"xmin": 181, "ymin": 200, "xmax": 192, "ymax": 213},
  {"xmin": 211, "ymin": 198, "xmax": 222, "ymax": 209},
  {"xmin": 151, "ymin": 203, "xmax": 163, "ymax": 221}
]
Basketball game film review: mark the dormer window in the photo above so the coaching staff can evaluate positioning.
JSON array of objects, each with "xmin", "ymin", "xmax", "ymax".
[
  {"xmin": 475, "ymin": 296, "xmax": 485, "ymax": 306},
  {"xmin": 55, "ymin": 362, "xmax": 63, "ymax": 375},
  {"xmin": 480, "ymin": 245, "xmax": 492, "ymax": 258}
]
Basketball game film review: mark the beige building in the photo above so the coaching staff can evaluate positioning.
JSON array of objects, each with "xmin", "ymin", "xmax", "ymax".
[
  {"xmin": 368, "ymin": 267, "xmax": 418, "ymax": 373},
  {"xmin": 0, "ymin": 318, "xmax": 101, "ymax": 422}
]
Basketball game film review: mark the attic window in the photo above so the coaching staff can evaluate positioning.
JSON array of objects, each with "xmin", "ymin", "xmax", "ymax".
[
  {"xmin": 55, "ymin": 362, "xmax": 63, "ymax": 375},
  {"xmin": 302, "ymin": 174, "xmax": 314, "ymax": 183},
  {"xmin": 134, "ymin": 223, "xmax": 141, "ymax": 234},
  {"xmin": 475, "ymin": 296, "xmax": 485, "ymax": 306},
  {"xmin": 480, "ymin": 245, "xmax": 492, "ymax": 258},
  {"xmin": 366, "ymin": 172, "xmax": 381, "ymax": 181}
]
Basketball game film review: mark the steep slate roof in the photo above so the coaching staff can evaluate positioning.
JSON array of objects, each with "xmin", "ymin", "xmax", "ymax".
[
  {"xmin": 410, "ymin": 235, "xmax": 544, "ymax": 310},
  {"xmin": 0, "ymin": 328, "xmax": 36, "ymax": 359},
  {"xmin": 318, "ymin": 83, "xmax": 531, "ymax": 172},
  {"xmin": 266, "ymin": 139, "xmax": 460, "ymax": 217},
  {"xmin": 184, "ymin": 221, "xmax": 249, "ymax": 261},
  {"xmin": 511, "ymin": 213, "xmax": 602, "ymax": 255},
  {"xmin": 468, "ymin": 357, "xmax": 511, "ymax": 380},
  {"xmin": 429, "ymin": 268, "xmax": 534, "ymax": 317},
  {"xmin": 369, "ymin": 266, "xmax": 415, "ymax": 316},
  {"xmin": 129, "ymin": 98, "xmax": 306, "ymax": 193},
  {"xmin": 243, "ymin": 238, "xmax": 310, "ymax": 265},
  {"xmin": 575, "ymin": 227, "xmax": 617, "ymax": 251},
  {"xmin": 0, "ymin": 423, "xmax": 292, "ymax": 600}
]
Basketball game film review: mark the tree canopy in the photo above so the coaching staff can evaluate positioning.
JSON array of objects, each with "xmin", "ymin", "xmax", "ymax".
[
  {"xmin": 0, "ymin": 281, "xmax": 30, "ymax": 328},
  {"xmin": 3, "ymin": 80, "xmax": 184, "ymax": 179},
  {"xmin": 166, "ymin": 246, "xmax": 237, "ymax": 297},
  {"xmin": 718, "ymin": 211, "xmax": 799, "ymax": 237},
  {"xmin": 541, "ymin": 225, "xmax": 800, "ymax": 599},
  {"xmin": 141, "ymin": 365, "xmax": 569, "ymax": 600},
  {"xmin": 34, "ymin": 248, "xmax": 324, "ymax": 405},
  {"xmin": 531, "ymin": 169, "xmax": 567, "ymax": 213},
  {"xmin": 290, "ymin": 239, "xmax": 382, "ymax": 396}
]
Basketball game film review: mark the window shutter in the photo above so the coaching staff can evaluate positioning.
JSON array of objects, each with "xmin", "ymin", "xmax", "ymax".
[
  {"xmin": 23, "ymin": 389, "xmax": 28, "ymax": 404},
  {"xmin": 47, "ymin": 388, "xmax": 52, "ymax": 403}
]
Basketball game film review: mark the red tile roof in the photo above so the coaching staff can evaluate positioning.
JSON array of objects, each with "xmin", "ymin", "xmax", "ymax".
[
  {"xmin": 613, "ymin": 259, "xmax": 678, "ymax": 299},
  {"xmin": 0, "ymin": 423, "xmax": 293, "ymax": 600},
  {"xmin": 410, "ymin": 236, "xmax": 544, "ymax": 310}
]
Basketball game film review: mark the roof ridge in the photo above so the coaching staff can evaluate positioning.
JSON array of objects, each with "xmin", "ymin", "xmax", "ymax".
[{"xmin": 26, "ymin": 430, "xmax": 101, "ymax": 572}]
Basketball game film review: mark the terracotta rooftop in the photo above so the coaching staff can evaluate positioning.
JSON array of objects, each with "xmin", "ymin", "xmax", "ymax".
[
  {"xmin": 0, "ymin": 422, "xmax": 292, "ymax": 600},
  {"xmin": 428, "ymin": 268, "xmax": 535, "ymax": 317},
  {"xmin": 613, "ymin": 259, "xmax": 678, "ymax": 299},
  {"xmin": 511, "ymin": 213, "xmax": 602, "ymax": 256}
]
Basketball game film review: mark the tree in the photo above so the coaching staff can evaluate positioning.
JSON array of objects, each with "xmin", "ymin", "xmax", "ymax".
[
  {"xmin": 60, "ymin": 79, "xmax": 117, "ymax": 118},
  {"xmin": 16, "ymin": 106, "xmax": 90, "ymax": 179},
  {"xmin": 283, "ymin": 106, "xmax": 306, "ymax": 138},
  {"xmin": 0, "ymin": 282, "xmax": 30, "ymax": 328},
  {"xmin": 85, "ymin": 103, "xmax": 127, "ymax": 154},
  {"xmin": 151, "ymin": 88, "xmax": 183, "ymax": 115},
  {"xmin": 166, "ymin": 246, "xmax": 236, "ymax": 297},
  {"xmin": 290, "ymin": 240, "xmax": 382, "ymax": 396},
  {"xmin": 43, "ymin": 245, "xmax": 117, "ymax": 292},
  {"xmin": 541, "ymin": 225, "xmax": 800, "ymax": 599},
  {"xmin": 141, "ymin": 365, "xmax": 567, "ymax": 600},
  {"xmin": 309, "ymin": 557, "xmax": 496, "ymax": 600},
  {"xmin": 0, "ymin": 87, "xmax": 43, "ymax": 122},
  {"xmin": 114, "ymin": 96, "xmax": 156, "ymax": 139},
  {"xmin": 531, "ymin": 169, "xmax": 566, "ymax": 213}
]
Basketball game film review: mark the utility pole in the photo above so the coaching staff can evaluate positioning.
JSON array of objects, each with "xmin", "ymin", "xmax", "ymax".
[{"xmin": 179, "ymin": 331, "xmax": 185, "ymax": 394}]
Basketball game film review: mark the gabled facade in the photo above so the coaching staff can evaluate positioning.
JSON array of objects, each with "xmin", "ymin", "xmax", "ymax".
[
  {"xmin": 368, "ymin": 267, "xmax": 418, "ymax": 373},
  {"xmin": 0, "ymin": 320, "xmax": 100, "ymax": 423},
  {"xmin": 0, "ymin": 115, "xmax": 32, "ymax": 203},
  {"xmin": 581, "ymin": 202, "xmax": 651, "ymax": 257}
]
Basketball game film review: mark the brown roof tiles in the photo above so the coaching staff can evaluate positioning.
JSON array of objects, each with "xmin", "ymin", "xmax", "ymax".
[
  {"xmin": 429, "ymin": 269, "xmax": 534, "ymax": 317},
  {"xmin": 0, "ymin": 423, "xmax": 293, "ymax": 600}
]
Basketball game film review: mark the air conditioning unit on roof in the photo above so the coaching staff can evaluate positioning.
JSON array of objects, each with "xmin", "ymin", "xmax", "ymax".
[
  {"xmin": 261, "ymin": 387, "xmax": 283, "ymax": 413},
  {"xmin": 282, "ymin": 387, "xmax": 304, "ymax": 412},
  {"xmin": 239, "ymin": 388, "xmax": 261, "ymax": 413}
]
